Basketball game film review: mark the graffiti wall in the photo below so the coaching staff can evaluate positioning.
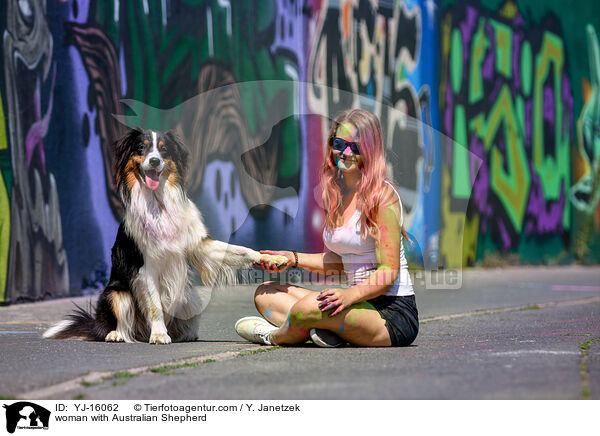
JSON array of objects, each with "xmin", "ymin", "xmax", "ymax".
[
  {"xmin": 0, "ymin": 0, "xmax": 599, "ymax": 303},
  {"xmin": 439, "ymin": 0, "xmax": 600, "ymax": 266},
  {"xmin": 304, "ymin": 0, "xmax": 441, "ymax": 265},
  {"xmin": 0, "ymin": 0, "xmax": 305, "ymax": 303}
]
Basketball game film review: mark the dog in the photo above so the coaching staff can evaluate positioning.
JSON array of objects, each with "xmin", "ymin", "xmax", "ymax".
[{"xmin": 43, "ymin": 128, "xmax": 286, "ymax": 344}]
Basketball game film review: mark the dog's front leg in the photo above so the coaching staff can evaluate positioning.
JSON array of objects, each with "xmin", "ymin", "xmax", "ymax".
[
  {"xmin": 134, "ymin": 266, "xmax": 171, "ymax": 344},
  {"xmin": 200, "ymin": 239, "xmax": 288, "ymax": 268}
]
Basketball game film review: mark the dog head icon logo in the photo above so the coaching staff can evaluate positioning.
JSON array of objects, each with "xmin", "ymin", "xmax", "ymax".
[{"xmin": 3, "ymin": 402, "xmax": 50, "ymax": 433}]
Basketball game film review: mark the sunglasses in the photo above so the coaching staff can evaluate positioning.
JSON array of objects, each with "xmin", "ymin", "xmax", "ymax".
[{"xmin": 331, "ymin": 137, "xmax": 360, "ymax": 155}]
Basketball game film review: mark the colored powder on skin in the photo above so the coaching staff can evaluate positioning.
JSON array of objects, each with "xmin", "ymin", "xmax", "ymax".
[
  {"xmin": 277, "ymin": 314, "xmax": 292, "ymax": 336},
  {"xmin": 338, "ymin": 321, "xmax": 345, "ymax": 334},
  {"xmin": 347, "ymin": 302, "xmax": 372, "ymax": 327},
  {"xmin": 293, "ymin": 311, "xmax": 308, "ymax": 322},
  {"xmin": 337, "ymin": 122, "xmax": 358, "ymax": 139},
  {"xmin": 309, "ymin": 309, "xmax": 321, "ymax": 317},
  {"xmin": 264, "ymin": 309, "xmax": 273, "ymax": 319},
  {"xmin": 294, "ymin": 327, "xmax": 310, "ymax": 335},
  {"xmin": 347, "ymin": 312, "xmax": 359, "ymax": 328},
  {"xmin": 280, "ymin": 314, "xmax": 308, "ymax": 336}
]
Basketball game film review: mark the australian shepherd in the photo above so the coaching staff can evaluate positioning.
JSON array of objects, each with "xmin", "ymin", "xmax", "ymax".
[{"xmin": 44, "ymin": 128, "xmax": 286, "ymax": 344}]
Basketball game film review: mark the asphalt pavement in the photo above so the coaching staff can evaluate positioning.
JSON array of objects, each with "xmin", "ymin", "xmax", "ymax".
[{"xmin": 1, "ymin": 266, "xmax": 599, "ymax": 400}]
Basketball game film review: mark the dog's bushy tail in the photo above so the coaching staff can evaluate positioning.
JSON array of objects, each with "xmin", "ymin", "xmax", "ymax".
[{"xmin": 43, "ymin": 303, "xmax": 108, "ymax": 341}]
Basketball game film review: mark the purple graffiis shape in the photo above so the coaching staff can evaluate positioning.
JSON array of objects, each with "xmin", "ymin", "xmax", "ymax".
[
  {"xmin": 497, "ymin": 218, "xmax": 511, "ymax": 250},
  {"xmin": 469, "ymin": 132, "xmax": 486, "ymax": 160},
  {"xmin": 460, "ymin": 7, "xmax": 478, "ymax": 57},
  {"xmin": 25, "ymin": 67, "xmax": 56, "ymax": 172},
  {"xmin": 514, "ymin": 13, "xmax": 525, "ymax": 28},
  {"xmin": 526, "ymin": 170, "xmax": 565, "ymax": 234},
  {"xmin": 470, "ymin": 135, "xmax": 490, "ymax": 216},
  {"xmin": 482, "ymin": 23, "xmax": 495, "ymax": 81},
  {"xmin": 562, "ymin": 76, "xmax": 574, "ymax": 139},
  {"xmin": 482, "ymin": 46, "xmax": 494, "ymax": 81},
  {"xmin": 512, "ymin": 32, "xmax": 523, "ymax": 92},
  {"xmin": 543, "ymin": 85, "xmax": 555, "ymax": 125}
]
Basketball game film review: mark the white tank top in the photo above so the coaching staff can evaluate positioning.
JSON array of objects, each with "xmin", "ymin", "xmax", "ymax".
[{"xmin": 322, "ymin": 182, "xmax": 414, "ymax": 297}]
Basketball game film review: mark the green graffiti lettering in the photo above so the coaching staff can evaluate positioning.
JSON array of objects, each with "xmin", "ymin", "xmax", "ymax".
[
  {"xmin": 490, "ymin": 19, "xmax": 512, "ymax": 78},
  {"xmin": 533, "ymin": 32, "xmax": 571, "ymax": 228},
  {"xmin": 487, "ymin": 87, "xmax": 531, "ymax": 232},
  {"xmin": 450, "ymin": 28, "xmax": 463, "ymax": 94},
  {"xmin": 452, "ymin": 104, "xmax": 471, "ymax": 199},
  {"xmin": 520, "ymin": 41, "xmax": 533, "ymax": 97},
  {"xmin": 469, "ymin": 19, "xmax": 488, "ymax": 104}
]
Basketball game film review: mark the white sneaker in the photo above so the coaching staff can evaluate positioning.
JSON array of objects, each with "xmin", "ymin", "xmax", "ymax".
[
  {"xmin": 309, "ymin": 328, "xmax": 345, "ymax": 348},
  {"xmin": 235, "ymin": 316, "xmax": 278, "ymax": 345}
]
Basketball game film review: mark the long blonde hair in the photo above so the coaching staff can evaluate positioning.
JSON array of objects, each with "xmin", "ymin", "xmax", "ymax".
[{"xmin": 320, "ymin": 109, "xmax": 409, "ymax": 242}]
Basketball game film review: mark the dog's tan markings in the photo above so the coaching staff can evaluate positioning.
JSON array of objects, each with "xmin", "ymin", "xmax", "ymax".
[
  {"xmin": 109, "ymin": 292, "xmax": 124, "ymax": 322},
  {"xmin": 125, "ymin": 156, "xmax": 144, "ymax": 190},
  {"xmin": 164, "ymin": 159, "xmax": 179, "ymax": 186},
  {"xmin": 158, "ymin": 141, "xmax": 164, "ymax": 149},
  {"xmin": 107, "ymin": 291, "xmax": 136, "ymax": 342},
  {"xmin": 144, "ymin": 139, "xmax": 149, "ymax": 145}
]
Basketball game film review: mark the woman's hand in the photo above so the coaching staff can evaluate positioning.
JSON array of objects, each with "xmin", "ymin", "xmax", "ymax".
[
  {"xmin": 317, "ymin": 288, "xmax": 354, "ymax": 317},
  {"xmin": 254, "ymin": 250, "xmax": 295, "ymax": 272}
]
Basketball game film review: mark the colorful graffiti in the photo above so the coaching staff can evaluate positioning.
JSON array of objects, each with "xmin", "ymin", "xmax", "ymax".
[
  {"xmin": 440, "ymin": 0, "xmax": 575, "ymax": 265},
  {"xmin": 0, "ymin": 0, "xmax": 306, "ymax": 303},
  {"xmin": 75, "ymin": 1, "xmax": 303, "ymax": 245},
  {"xmin": 306, "ymin": 0, "xmax": 440, "ymax": 265},
  {"xmin": 1, "ymin": 0, "xmax": 600, "ymax": 303},
  {"xmin": 2, "ymin": 0, "xmax": 69, "ymax": 302}
]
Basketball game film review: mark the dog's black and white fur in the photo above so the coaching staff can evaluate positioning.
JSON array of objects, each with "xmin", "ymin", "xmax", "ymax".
[{"xmin": 44, "ymin": 128, "xmax": 286, "ymax": 344}]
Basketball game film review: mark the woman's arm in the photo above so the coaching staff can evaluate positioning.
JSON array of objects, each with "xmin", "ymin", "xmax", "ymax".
[
  {"xmin": 297, "ymin": 251, "xmax": 345, "ymax": 274},
  {"xmin": 318, "ymin": 191, "xmax": 403, "ymax": 316},
  {"xmin": 256, "ymin": 250, "xmax": 344, "ymax": 275}
]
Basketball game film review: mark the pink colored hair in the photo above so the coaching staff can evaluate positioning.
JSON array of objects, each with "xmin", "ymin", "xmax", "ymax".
[{"xmin": 320, "ymin": 109, "xmax": 410, "ymax": 242}]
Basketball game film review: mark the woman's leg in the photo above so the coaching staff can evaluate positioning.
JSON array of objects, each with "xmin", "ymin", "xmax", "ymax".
[
  {"xmin": 254, "ymin": 281, "xmax": 316, "ymax": 326},
  {"xmin": 271, "ymin": 292, "xmax": 391, "ymax": 346}
]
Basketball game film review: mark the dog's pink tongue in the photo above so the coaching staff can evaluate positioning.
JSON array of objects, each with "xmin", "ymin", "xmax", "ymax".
[{"xmin": 145, "ymin": 172, "xmax": 160, "ymax": 191}]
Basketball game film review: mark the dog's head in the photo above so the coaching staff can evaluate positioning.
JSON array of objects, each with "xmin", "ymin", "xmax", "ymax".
[{"xmin": 114, "ymin": 128, "xmax": 189, "ymax": 193}]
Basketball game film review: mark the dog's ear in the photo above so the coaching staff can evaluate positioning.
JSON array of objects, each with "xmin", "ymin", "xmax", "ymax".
[
  {"xmin": 113, "ymin": 127, "xmax": 142, "ymax": 187},
  {"xmin": 165, "ymin": 130, "xmax": 189, "ymax": 183}
]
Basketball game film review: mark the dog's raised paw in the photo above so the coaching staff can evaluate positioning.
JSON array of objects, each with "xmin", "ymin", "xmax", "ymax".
[
  {"xmin": 149, "ymin": 332, "xmax": 172, "ymax": 344},
  {"xmin": 262, "ymin": 254, "xmax": 289, "ymax": 268},
  {"xmin": 105, "ymin": 330, "xmax": 125, "ymax": 342}
]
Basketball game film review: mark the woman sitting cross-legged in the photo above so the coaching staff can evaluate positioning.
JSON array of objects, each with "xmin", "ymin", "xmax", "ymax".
[{"xmin": 235, "ymin": 109, "xmax": 418, "ymax": 347}]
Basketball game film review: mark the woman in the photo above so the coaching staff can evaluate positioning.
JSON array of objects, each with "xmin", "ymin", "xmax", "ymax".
[{"xmin": 235, "ymin": 109, "xmax": 418, "ymax": 347}]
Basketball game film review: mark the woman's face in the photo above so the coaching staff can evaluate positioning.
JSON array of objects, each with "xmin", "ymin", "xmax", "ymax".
[{"xmin": 333, "ymin": 122, "xmax": 362, "ymax": 173}]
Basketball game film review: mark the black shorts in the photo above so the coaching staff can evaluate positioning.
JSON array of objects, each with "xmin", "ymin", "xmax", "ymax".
[{"xmin": 368, "ymin": 294, "xmax": 419, "ymax": 347}]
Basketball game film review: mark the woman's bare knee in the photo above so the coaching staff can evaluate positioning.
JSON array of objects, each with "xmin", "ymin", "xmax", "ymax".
[
  {"xmin": 254, "ymin": 282, "xmax": 275, "ymax": 311},
  {"xmin": 255, "ymin": 281, "xmax": 276, "ymax": 297},
  {"xmin": 289, "ymin": 295, "xmax": 323, "ymax": 328}
]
